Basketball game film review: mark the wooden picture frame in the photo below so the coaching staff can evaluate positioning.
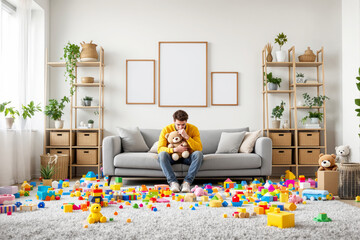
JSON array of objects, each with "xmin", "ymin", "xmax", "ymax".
[
  {"xmin": 126, "ymin": 59, "xmax": 155, "ymax": 104},
  {"xmin": 211, "ymin": 72, "xmax": 238, "ymax": 106},
  {"xmin": 158, "ymin": 42, "xmax": 208, "ymax": 107}
]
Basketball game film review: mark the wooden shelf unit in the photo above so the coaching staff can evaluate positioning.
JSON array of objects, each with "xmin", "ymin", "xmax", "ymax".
[
  {"xmin": 262, "ymin": 46, "xmax": 327, "ymax": 177},
  {"xmin": 44, "ymin": 47, "xmax": 105, "ymax": 179}
]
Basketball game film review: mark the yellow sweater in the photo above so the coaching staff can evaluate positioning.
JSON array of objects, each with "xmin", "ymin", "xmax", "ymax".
[{"xmin": 157, "ymin": 123, "xmax": 202, "ymax": 154}]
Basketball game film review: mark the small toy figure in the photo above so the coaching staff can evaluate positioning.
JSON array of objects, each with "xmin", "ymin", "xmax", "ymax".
[
  {"xmin": 335, "ymin": 145, "xmax": 351, "ymax": 163},
  {"xmin": 87, "ymin": 204, "xmax": 106, "ymax": 224},
  {"xmin": 318, "ymin": 154, "xmax": 338, "ymax": 171}
]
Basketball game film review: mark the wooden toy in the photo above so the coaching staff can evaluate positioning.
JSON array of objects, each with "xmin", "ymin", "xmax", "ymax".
[
  {"xmin": 0, "ymin": 204, "xmax": 17, "ymax": 214},
  {"xmin": 20, "ymin": 203, "xmax": 37, "ymax": 211},
  {"xmin": 201, "ymin": 196, "xmax": 209, "ymax": 202},
  {"xmin": 267, "ymin": 208, "xmax": 295, "ymax": 229},
  {"xmin": 184, "ymin": 193, "xmax": 197, "ymax": 202}
]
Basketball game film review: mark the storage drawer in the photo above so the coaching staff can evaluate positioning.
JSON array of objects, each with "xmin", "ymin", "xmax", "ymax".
[
  {"xmin": 77, "ymin": 132, "xmax": 98, "ymax": 146},
  {"xmin": 299, "ymin": 149, "xmax": 320, "ymax": 165},
  {"xmin": 76, "ymin": 149, "xmax": 98, "ymax": 165},
  {"xmin": 50, "ymin": 149, "xmax": 74, "ymax": 163},
  {"xmin": 50, "ymin": 132, "xmax": 75, "ymax": 146},
  {"xmin": 269, "ymin": 132, "xmax": 292, "ymax": 146},
  {"xmin": 298, "ymin": 132, "xmax": 320, "ymax": 146},
  {"xmin": 272, "ymin": 149, "xmax": 292, "ymax": 165}
]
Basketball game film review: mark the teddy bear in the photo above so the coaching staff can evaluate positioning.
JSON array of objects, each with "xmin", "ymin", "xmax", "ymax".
[
  {"xmin": 191, "ymin": 185, "xmax": 208, "ymax": 197},
  {"xmin": 318, "ymin": 153, "xmax": 338, "ymax": 171},
  {"xmin": 335, "ymin": 145, "xmax": 351, "ymax": 163},
  {"xmin": 87, "ymin": 204, "xmax": 107, "ymax": 224},
  {"xmin": 165, "ymin": 131, "xmax": 190, "ymax": 161}
]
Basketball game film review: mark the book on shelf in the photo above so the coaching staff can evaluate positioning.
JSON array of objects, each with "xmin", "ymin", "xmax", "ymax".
[{"xmin": 304, "ymin": 123, "xmax": 321, "ymax": 129}]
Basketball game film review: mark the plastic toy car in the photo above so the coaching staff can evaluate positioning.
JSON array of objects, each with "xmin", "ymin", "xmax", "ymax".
[{"xmin": 302, "ymin": 189, "xmax": 333, "ymax": 201}]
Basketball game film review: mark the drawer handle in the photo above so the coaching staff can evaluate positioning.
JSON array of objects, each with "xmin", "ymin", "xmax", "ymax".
[
  {"xmin": 84, "ymin": 151, "xmax": 89, "ymax": 153},
  {"xmin": 57, "ymin": 134, "xmax": 62, "ymax": 136},
  {"xmin": 57, "ymin": 151, "xmax": 62, "ymax": 153},
  {"xmin": 85, "ymin": 134, "xmax": 90, "ymax": 136},
  {"xmin": 279, "ymin": 151, "xmax": 284, "ymax": 153},
  {"xmin": 279, "ymin": 134, "xmax": 284, "ymax": 136},
  {"xmin": 307, "ymin": 134, "xmax": 312, "ymax": 136},
  {"xmin": 307, "ymin": 151, "xmax": 313, "ymax": 153}
]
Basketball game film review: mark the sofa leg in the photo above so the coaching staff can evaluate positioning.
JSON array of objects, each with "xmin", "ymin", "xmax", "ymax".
[{"xmin": 107, "ymin": 176, "xmax": 112, "ymax": 186}]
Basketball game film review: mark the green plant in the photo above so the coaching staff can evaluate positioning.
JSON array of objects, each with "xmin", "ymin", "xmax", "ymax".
[
  {"xmin": 83, "ymin": 96, "xmax": 93, "ymax": 101},
  {"xmin": 302, "ymin": 93, "xmax": 329, "ymax": 108},
  {"xmin": 296, "ymin": 72, "xmax": 304, "ymax": 78},
  {"xmin": 355, "ymin": 68, "xmax": 360, "ymax": 136},
  {"xmin": 22, "ymin": 101, "xmax": 42, "ymax": 119},
  {"xmin": 88, "ymin": 119, "xmax": 94, "ymax": 124},
  {"xmin": 271, "ymin": 101, "xmax": 286, "ymax": 120},
  {"xmin": 274, "ymin": 32, "xmax": 288, "ymax": 50},
  {"xmin": 40, "ymin": 164, "xmax": 55, "ymax": 179},
  {"xmin": 301, "ymin": 112, "xmax": 324, "ymax": 124},
  {"xmin": 61, "ymin": 42, "xmax": 80, "ymax": 96},
  {"xmin": 0, "ymin": 101, "xmax": 20, "ymax": 119},
  {"xmin": 44, "ymin": 96, "xmax": 70, "ymax": 121},
  {"xmin": 264, "ymin": 72, "xmax": 282, "ymax": 87}
]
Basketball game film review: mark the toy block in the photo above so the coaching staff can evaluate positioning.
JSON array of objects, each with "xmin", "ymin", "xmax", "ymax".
[
  {"xmin": 209, "ymin": 200, "xmax": 222, "ymax": 207},
  {"xmin": 267, "ymin": 211, "xmax": 295, "ymax": 229},
  {"xmin": 223, "ymin": 213, "xmax": 228, "ymax": 218},
  {"xmin": 201, "ymin": 196, "xmax": 209, "ymax": 202},
  {"xmin": 115, "ymin": 177, "xmax": 122, "ymax": 183},
  {"xmin": 20, "ymin": 204, "xmax": 37, "ymax": 211},
  {"xmin": 233, "ymin": 212, "xmax": 239, "ymax": 218},
  {"xmin": 356, "ymin": 196, "xmax": 360, "ymax": 202},
  {"xmin": 126, "ymin": 218, "xmax": 131, "ymax": 223},
  {"xmin": 0, "ymin": 194, "xmax": 15, "ymax": 205},
  {"xmin": 284, "ymin": 202, "xmax": 297, "ymax": 211},
  {"xmin": 279, "ymin": 192, "xmax": 289, "ymax": 203},
  {"xmin": 254, "ymin": 207, "xmax": 265, "ymax": 215},
  {"xmin": 179, "ymin": 206, "xmax": 183, "ymax": 210},
  {"xmin": 64, "ymin": 204, "xmax": 73, "ymax": 213},
  {"xmin": 314, "ymin": 213, "xmax": 332, "ymax": 222},
  {"xmin": 299, "ymin": 182, "xmax": 311, "ymax": 189},
  {"xmin": 0, "ymin": 204, "xmax": 17, "ymax": 214}
]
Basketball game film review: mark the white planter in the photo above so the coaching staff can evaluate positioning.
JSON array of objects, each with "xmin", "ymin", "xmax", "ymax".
[
  {"xmin": 267, "ymin": 83, "xmax": 278, "ymax": 90},
  {"xmin": 276, "ymin": 50, "xmax": 286, "ymax": 62},
  {"xmin": 88, "ymin": 123, "xmax": 94, "ymax": 128},
  {"xmin": 5, "ymin": 117, "xmax": 14, "ymax": 129},
  {"xmin": 55, "ymin": 120, "xmax": 64, "ymax": 129},
  {"xmin": 310, "ymin": 118, "xmax": 319, "ymax": 124},
  {"xmin": 272, "ymin": 120, "xmax": 281, "ymax": 129}
]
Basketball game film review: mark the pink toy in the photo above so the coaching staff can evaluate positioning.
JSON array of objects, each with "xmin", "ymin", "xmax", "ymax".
[
  {"xmin": 0, "ymin": 194, "xmax": 15, "ymax": 205},
  {"xmin": 156, "ymin": 198, "xmax": 170, "ymax": 203},
  {"xmin": 289, "ymin": 195, "xmax": 303, "ymax": 204},
  {"xmin": 191, "ymin": 185, "xmax": 208, "ymax": 197}
]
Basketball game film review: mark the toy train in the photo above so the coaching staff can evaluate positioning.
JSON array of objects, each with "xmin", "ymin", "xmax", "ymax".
[{"xmin": 302, "ymin": 189, "xmax": 334, "ymax": 201}]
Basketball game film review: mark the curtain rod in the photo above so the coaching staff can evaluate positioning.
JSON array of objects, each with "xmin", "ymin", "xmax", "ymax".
[{"xmin": 1, "ymin": 0, "xmax": 16, "ymax": 14}]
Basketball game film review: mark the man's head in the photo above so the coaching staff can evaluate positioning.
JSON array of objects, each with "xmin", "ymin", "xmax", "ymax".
[{"xmin": 173, "ymin": 110, "xmax": 188, "ymax": 130}]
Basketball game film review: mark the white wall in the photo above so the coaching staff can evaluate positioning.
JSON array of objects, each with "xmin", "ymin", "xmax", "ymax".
[
  {"xmin": 48, "ymin": 0, "xmax": 342, "ymax": 159},
  {"xmin": 342, "ymin": 0, "xmax": 360, "ymax": 162}
]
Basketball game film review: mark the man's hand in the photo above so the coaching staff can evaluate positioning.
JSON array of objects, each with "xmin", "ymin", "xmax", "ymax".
[
  {"xmin": 174, "ymin": 145, "xmax": 189, "ymax": 153},
  {"xmin": 178, "ymin": 129, "xmax": 189, "ymax": 140}
]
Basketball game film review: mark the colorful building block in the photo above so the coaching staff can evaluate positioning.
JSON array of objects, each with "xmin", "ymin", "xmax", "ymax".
[
  {"xmin": 0, "ymin": 204, "xmax": 17, "ymax": 214},
  {"xmin": 0, "ymin": 194, "xmax": 15, "ymax": 205},
  {"xmin": 267, "ymin": 208, "xmax": 295, "ymax": 229},
  {"xmin": 63, "ymin": 204, "xmax": 73, "ymax": 213}
]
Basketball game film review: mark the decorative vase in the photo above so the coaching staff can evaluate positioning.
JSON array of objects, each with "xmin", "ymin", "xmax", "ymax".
[
  {"xmin": 276, "ymin": 50, "xmax": 286, "ymax": 62},
  {"xmin": 282, "ymin": 120, "xmax": 290, "ymax": 129},
  {"xmin": 80, "ymin": 41, "xmax": 98, "ymax": 62},
  {"xmin": 5, "ymin": 117, "xmax": 14, "ymax": 129},
  {"xmin": 84, "ymin": 100, "xmax": 92, "ymax": 106},
  {"xmin": 299, "ymin": 47, "xmax": 316, "ymax": 62},
  {"xmin": 310, "ymin": 118, "xmax": 319, "ymax": 124},
  {"xmin": 54, "ymin": 120, "xmax": 64, "ymax": 129},
  {"xmin": 266, "ymin": 53, "xmax": 273, "ymax": 62},
  {"xmin": 42, "ymin": 179, "xmax": 53, "ymax": 187},
  {"xmin": 88, "ymin": 123, "xmax": 94, "ymax": 128},
  {"xmin": 272, "ymin": 120, "xmax": 281, "ymax": 129},
  {"xmin": 296, "ymin": 77, "xmax": 307, "ymax": 83},
  {"xmin": 267, "ymin": 83, "xmax": 278, "ymax": 90}
]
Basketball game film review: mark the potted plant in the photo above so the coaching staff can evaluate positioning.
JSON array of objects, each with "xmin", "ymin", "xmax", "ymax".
[
  {"xmin": 44, "ymin": 96, "xmax": 70, "ymax": 129},
  {"xmin": 88, "ymin": 119, "xmax": 94, "ymax": 128},
  {"xmin": 274, "ymin": 32, "xmax": 288, "ymax": 62},
  {"xmin": 61, "ymin": 42, "xmax": 80, "ymax": 96},
  {"xmin": 301, "ymin": 112, "xmax": 323, "ymax": 125},
  {"xmin": 21, "ymin": 101, "xmax": 42, "ymax": 129},
  {"xmin": 355, "ymin": 67, "xmax": 360, "ymax": 136},
  {"xmin": 271, "ymin": 100, "xmax": 285, "ymax": 128},
  {"xmin": 264, "ymin": 72, "xmax": 282, "ymax": 90},
  {"xmin": 83, "ymin": 96, "xmax": 93, "ymax": 106},
  {"xmin": 0, "ymin": 101, "xmax": 20, "ymax": 129},
  {"xmin": 296, "ymin": 72, "xmax": 307, "ymax": 83},
  {"xmin": 302, "ymin": 93, "xmax": 329, "ymax": 108},
  {"xmin": 40, "ymin": 164, "xmax": 55, "ymax": 186}
]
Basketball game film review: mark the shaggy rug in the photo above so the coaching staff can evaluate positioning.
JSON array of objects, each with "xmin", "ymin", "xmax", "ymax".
[{"xmin": 0, "ymin": 180, "xmax": 360, "ymax": 240}]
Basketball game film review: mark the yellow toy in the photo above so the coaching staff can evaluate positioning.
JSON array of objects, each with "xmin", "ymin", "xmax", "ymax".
[
  {"xmin": 267, "ymin": 208, "xmax": 295, "ymax": 229},
  {"xmin": 209, "ymin": 200, "xmax": 222, "ymax": 207},
  {"xmin": 285, "ymin": 170, "xmax": 296, "ymax": 180},
  {"xmin": 355, "ymin": 196, "xmax": 360, "ymax": 202},
  {"xmin": 87, "ymin": 204, "xmax": 107, "ymax": 224}
]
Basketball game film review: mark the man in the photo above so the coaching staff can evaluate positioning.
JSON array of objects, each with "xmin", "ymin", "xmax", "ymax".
[{"xmin": 157, "ymin": 110, "xmax": 203, "ymax": 193}]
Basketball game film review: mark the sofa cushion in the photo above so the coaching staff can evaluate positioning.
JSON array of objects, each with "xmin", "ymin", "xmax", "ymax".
[
  {"xmin": 117, "ymin": 127, "xmax": 149, "ymax": 152},
  {"xmin": 114, "ymin": 152, "xmax": 182, "ymax": 171},
  {"xmin": 239, "ymin": 130, "xmax": 262, "ymax": 153},
  {"xmin": 140, "ymin": 129, "xmax": 162, "ymax": 149},
  {"xmin": 199, "ymin": 128, "xmax": 249, "ymax": 154},
  {"xmin": 215, "ymin": 132, "xmax": 246, "ymax": 154}
]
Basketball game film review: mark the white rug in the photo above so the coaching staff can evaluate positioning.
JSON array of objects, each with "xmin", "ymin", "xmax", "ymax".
[{"xmin": 1, "ymin": 180, "xmax": 360, "ymax": 240}]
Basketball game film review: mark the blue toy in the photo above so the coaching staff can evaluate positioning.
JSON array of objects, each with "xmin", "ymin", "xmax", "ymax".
[{"xmin": 302, "ymin": 189, "xmax": 332, "ymax": 201}]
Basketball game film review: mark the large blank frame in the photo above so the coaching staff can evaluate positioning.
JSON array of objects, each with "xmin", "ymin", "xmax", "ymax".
[
  {"xmin": 126, "ymin": 59, "xmax": 155, "ymax": 104},
  {"xmin": 159, "ymin": 42, "xmax": 208, "ymax": 107},
  {"xmin": 211, "ymin": 72, "xmax": 238, "ymax": 106}
]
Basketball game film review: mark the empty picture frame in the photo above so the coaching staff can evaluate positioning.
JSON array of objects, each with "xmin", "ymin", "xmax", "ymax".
[
  {"xmin": 126, "ymin": 60, "xmax": 155, "ymax": 104},
  {"xmin": 159, "ymin": 42, "xmax": 208, "ymax": 107},
  {"xmin": 211, "ymin": 72, "xmax": 238, "ymax": 106}
]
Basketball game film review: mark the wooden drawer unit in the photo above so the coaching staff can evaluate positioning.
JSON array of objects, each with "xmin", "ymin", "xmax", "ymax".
[
  {"xmin": 299, "ymin": 149, "xmax": 320, "ymax": 165},
  {"xmin": 50, "ymin": 132, "xmax": 75, "ymax": 146},
  {"xmin": 272, "ymin": 149, "xmax": 292, "ymax": 165},
  {"xmin": 77, "ymin": 132, "xmax": 98, "ymax": 146},
  {"xmin": 76, "ymin": 149, "xmax": 98, "ymax": 165},
  {"xmin": 50, "ymin": 149, "xmax": 74, "ymax": 163},
  {"xmin": 269, "ymin": 132, "xmax": 292, "ymax": 146},
  {"xmin": 298, "ymin": 132, "xmax": 320, "ymax": 146}
]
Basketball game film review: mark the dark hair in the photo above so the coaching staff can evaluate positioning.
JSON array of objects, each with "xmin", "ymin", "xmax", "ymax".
[{"xmin": 173, "ymin": 110, "xmax": 188, "ymax": 121}]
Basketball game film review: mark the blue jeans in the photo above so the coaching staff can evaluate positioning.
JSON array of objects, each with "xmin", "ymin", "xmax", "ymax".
[{"xmin": 158, "ymin": 151, "xmax": 203, "ymax": 184}]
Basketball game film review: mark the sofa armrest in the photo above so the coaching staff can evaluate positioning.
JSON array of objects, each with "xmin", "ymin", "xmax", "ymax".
[
  {"xmin": 102, "ymin": 136, "xmax": 121, "ymax": 176},
  {"xmin": 254, "ymin": 137, "xmax": 272, "ymax": 176}
]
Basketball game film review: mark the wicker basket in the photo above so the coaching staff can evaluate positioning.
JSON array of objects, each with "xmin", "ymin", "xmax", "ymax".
[
  {"xmin": 338, "ymin": 163, "xmax": 360, "ymax": 199},
  {"xmin": 40, "ymin": 154, "xmax": 69, "ymax": 180},
  {"xmin": 298, "ymin": 47, "xmax": 316, "ymax": 62}
]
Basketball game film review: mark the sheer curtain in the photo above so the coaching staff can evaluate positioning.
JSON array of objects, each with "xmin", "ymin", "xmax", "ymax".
[{"xmin": 0, "ymin": 0, "xmax": 44, "ymax": 186}]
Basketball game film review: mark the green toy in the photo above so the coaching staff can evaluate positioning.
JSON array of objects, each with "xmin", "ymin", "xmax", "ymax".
[{"xmin": 314, "ymin": 213, "xmax": 332, "ymax": 222}]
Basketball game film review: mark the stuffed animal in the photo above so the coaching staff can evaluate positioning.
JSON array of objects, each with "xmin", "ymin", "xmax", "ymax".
[
  {"xmin": 289, "ymin": 194, "xmax": 303, "ymax": 204},
  {"xmin": 165, "ymin": 131, "xmax": 190, "ymax": 161},
  {"xmin": 318, "ymin": 153, "xmax": 338, "ymax": 171},
  {"xmin": 87, "ymin": 204, "xmax": 107, "ymax": 224},
  {"xmin": 335, "ymin": 145, "xmax": 351, "ymax": 163},
  {"xmin": 191, "ymin": 185, "xmax": 208, "ymax": 197}
]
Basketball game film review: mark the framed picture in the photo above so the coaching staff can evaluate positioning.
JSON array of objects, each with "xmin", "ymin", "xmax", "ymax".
[
  {"xmin": 211, "ymin": 72, "xmax": 238, "ymax": 106},
  {"xmin": 126, "ymin": 60, "xmax": 155, "ymax": 104},
  {"xmin": 158, "ymin": 42, "xmax": 208, "ymax": 107}
]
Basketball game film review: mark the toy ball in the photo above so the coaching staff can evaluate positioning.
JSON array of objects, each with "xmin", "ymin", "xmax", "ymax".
[
  {"xmin": 126, "ymin": 218, "xmax": 131, "ymax": 223},
  {"xmin": 223, "ymin": 214, "xmax": 228, "ymax": 218},
  {"xmin": 179, "ymin": 207, "xmax": 183, "ymax": 210},
  {"xmin": 38, "ymin": 202, "xmax": 45, "ymax": 208},
  {"xmin": 114, "ymin": 211, "xmax": 118, "ymax": 216}
]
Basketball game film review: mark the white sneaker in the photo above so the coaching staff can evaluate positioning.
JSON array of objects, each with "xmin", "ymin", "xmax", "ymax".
[
  {"xmin": 170, "ymin": 182, "xmax": 180, "ymax": 193},
  {"xmin": 181, "ymin": 181, "xmax": 191, "ymax": 193}
]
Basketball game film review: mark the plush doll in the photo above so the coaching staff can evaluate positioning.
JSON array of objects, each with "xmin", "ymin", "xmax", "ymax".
[
  {"xmin": 87, "ymin": 204, "xmax": 107, "ymax": 224},
  {"xmin": 318, "ymin": 153, "xmax": 338, "ymax": 171},
  {"xmin": 335, "ymin": 145, "xmax": 351, "ymax": 163},
  {"xmin": 191, "ymin": 185, "xmax": 208, "ymax": 197},
  {"xmin": 165, "ymin": 131, "xmax": 190, "ymax": 161}
]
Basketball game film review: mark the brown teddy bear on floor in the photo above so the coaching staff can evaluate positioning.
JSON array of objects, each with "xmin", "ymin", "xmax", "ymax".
[
  {"xmin": 318, "ymin": 153, "xmax": 338, "ymax": 171},
  {"xmin": 165, "ymin": 131, "xmax": 190, "ymax": 161}
]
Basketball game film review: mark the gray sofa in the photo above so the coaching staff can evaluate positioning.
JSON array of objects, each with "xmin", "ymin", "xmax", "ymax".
[{"xmin": 102, "ymin": 127, "xmax": 272, "ymax": 184}]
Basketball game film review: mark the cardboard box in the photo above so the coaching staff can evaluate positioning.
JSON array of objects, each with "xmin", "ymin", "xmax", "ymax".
[
  {"xmin": 272, "ymin": 149, "xmax": 292, "ymax": 165},
  {"xmin": 269, "ymin": 132, "xmax": 292, "ymax": 146},
  {"xmin": 298, "ymin": 132, "xmax": 320, "ymax": 146},
  {"xmin": 317, "ymin": 170, "xmax": 339, "ymax": 196},
  {"xmin": 299, "ymin": 149, "xmax": 320, "ymax": 165},
  {"xmin": 76, "ymin": 149, "xmax": 98, "ymax": 165},
  {"xmin": 50, "ymin": 132, "xmax": 75, "ymax": 146},
  {"xmin": 77, "ymin": 132, "xmax": 98, "ymax": 146}
]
